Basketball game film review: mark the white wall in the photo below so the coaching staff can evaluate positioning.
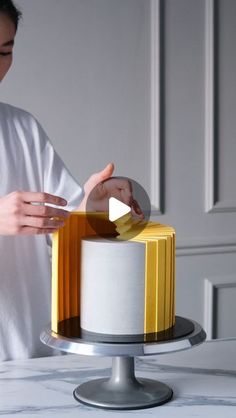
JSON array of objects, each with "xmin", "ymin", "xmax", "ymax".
[{"xmin": 1, "ymin": 0, "xmax": 150, "ymax": 188}]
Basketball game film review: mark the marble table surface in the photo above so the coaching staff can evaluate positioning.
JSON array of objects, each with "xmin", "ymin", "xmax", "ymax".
[{"xmin": 0, "ymin": 338, "xmax": 236, "ymax": 417}]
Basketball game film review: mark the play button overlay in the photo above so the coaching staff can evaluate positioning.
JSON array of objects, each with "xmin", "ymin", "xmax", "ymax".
[
  {"xmin": 109, "ymin": 197, "xmax": 131, "ymax": 222},
  {"xmin": 85, "ymin": 176, "xmax": 151, "ymax": 240}
]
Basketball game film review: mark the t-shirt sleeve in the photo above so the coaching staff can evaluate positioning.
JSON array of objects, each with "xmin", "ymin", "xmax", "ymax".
[
  {"xmin": 43, "ymin": 139, "xmax": 84, "ymax": 211},
  {"xmin": 35, "ymin": 122, "xmax": 84, "ymax": 248},
  {"xmin": 33, "ymin": 121, "xmax": 84, "ymax": 211}
]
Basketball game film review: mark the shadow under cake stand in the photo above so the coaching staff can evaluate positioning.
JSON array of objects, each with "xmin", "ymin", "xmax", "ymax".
[{"xmin": 40, "ymin": 316, "xmax": 206, "ymax": 410}]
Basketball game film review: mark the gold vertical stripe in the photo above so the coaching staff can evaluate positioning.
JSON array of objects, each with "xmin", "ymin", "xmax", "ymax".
[
  {"xmin": 69, "ymin": 215, "xmax": 78, "ymax": 318},
  {"xmin": 156, "ymin": 238, "xmax": 166, "ymax": 331},
  {"xmin": 171, "ymin": 233, "xmax": 175, "ymax": 327},
  {"xmin": 134, "ymin": 233, "xmax": 174, "ymax": 333},
  {"xmin": 58, "ymin": 226, "xmax": 64, "ymax": 322},
  {"xmin": 68, "ymin": 215, "xmax": 74, "ymax": 318},
  {"xmin": 64, "ymin": 218, "xmax": 70, "ymax": 319},
  {"xmin": 75, "ymin": 215, "xmax": 80, "ymax": 317},
  {"xmin": 144, "ymin": 241, "xmax": 157, "ymax": 333},
  {"xmin": 164, "ymin": 236, "xmax": 171, "ymax": 329},
  {"xmin": 78, "ymin": 213, "xmax": 88, "ymax": 319},
  {"xmin": 169, "ymin": 234, "xmax": 173, "ymax": 327},
  {"xmin": 51, "ymin": 231, "xmax": 59, "ymax": 333},
  {"xmin": 75, "ymin": 215, "xmax": 80, "ymax": 318}
]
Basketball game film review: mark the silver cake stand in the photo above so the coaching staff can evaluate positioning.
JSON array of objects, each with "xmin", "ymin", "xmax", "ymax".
[{"xmin": 40, "ymin": 316, "xmax": 206, "ymax": 410}]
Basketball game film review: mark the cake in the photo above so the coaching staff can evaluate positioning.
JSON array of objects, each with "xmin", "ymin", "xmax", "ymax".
[{"xmin": 51, "ymin": 212, "xmax": 175, "ymax": 336}]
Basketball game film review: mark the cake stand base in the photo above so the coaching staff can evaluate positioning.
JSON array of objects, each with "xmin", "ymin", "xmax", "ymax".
[
  {"xmin": 40, "ymin": 317, "xmax": 206, "ymax": 410},
  {"xmin": 73, "ymin": 357, "xmax": 172, "ymax": 410}
]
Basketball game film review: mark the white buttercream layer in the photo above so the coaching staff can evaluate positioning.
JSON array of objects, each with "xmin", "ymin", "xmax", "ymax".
[{"xmin": 80, "ymin": 237, "xmax": 145, "ymax": 335}]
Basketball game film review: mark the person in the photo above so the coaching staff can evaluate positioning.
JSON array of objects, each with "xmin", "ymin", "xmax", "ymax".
[{"xmin": 0, "ymin": 0, "xmax": 142, "ymax": 361}]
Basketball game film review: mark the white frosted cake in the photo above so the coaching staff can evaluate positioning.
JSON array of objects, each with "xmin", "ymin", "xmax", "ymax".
[{"xmin": 51, "ymin": 213, "xmax": 175, "ymax": 336}]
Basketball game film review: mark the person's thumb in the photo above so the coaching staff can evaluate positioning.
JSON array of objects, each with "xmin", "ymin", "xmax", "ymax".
[
  {"xmin": 83, "ymin": 163, "xmax": 115, "ymax": 196},
  {"xmin": 96, "ymin": 162, "xmax": 114, "ymax": 182}
]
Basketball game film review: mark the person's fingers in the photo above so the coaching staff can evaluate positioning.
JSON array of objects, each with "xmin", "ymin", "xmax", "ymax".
[
  {"xmin": 103, "ymin": 177, "xmax": 133, "ymax": 206},
  {"xmin": 120, "ymin": 188, "xmax": 133, "ymax": 206},
  {"xmin": 20, "ymin": 191, "xmax": 67, "ymax": 206},
  {"xmin": 23, "ymin": 203, "xmax": 69, "ymax": 219},
  {"xmin": 101, "ymin": 178, "xmax": 143, "ymax": 214},
  {"xmin": 112, "ymin": 181, "xmax": 143, "ymax": 218},
  {"xmin": 109, "ymin": 183, "xmax": 143, "ymax": 217},
  {"xmin": 130, "ymin": 199, "xmax": 144, "ymax": 219},
  {"xmin": 107, "ymin": 177, "xmax": 132, "ymax": 192},
  {"xmin": 20, "ymin": 216, "xmax": 65, "ymax": 229},
  {"xmin": 104, "ymin": 177, "xmax": 132, "ymax": 197}
]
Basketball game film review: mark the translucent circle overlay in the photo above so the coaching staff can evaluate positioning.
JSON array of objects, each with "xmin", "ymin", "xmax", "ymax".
[{"xmin": 85, "ymin": 176, "xmax": 151, "ymax": 240}]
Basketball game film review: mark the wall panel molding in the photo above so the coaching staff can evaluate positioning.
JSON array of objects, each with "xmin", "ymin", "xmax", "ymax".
[
  {"xmin": 150, "ymin": 0, "xmax": 164, "ymax": 214},
  {"xmin": 204, "ymin": 275, "xmax": 236, "ymax": 339},
  {"xmin": 176, "ymin": 236, "xmax": 236, "ymax": 257},
  {"xmin": 205, "ymin": 0, "xmax": 236, "ymax": 213},
  {"xmin": 205, "ymin": 0, "xmax": 217, "ymax": 213}
]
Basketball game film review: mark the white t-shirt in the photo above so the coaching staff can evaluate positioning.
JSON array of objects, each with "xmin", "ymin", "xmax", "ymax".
[{"xmin": 0, "ymin": 102, "xmax": 83, "ymax": 361}]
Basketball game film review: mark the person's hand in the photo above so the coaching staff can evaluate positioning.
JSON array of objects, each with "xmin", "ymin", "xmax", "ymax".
[
  {"xmin": 78, "ymin": 163, "xmax": 143, "ymax": 218},
  {"xmin": 0, "ymin": 191, "xmax": 69, "ymax": 236}
]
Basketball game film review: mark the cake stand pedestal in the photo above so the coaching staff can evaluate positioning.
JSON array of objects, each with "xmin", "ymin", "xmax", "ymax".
[{"xmin": 40, "ymin": 316, "xmax": 206, "ymax": 410}]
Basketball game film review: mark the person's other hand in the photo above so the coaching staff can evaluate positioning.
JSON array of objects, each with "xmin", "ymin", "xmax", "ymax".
[
  {"xmin": 0, "ymin": 191, "xmax": 69, "ymax": 235},
  {"xmin": 78, "ymin": 163, "xmax": 143, "ymax": 218}
]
